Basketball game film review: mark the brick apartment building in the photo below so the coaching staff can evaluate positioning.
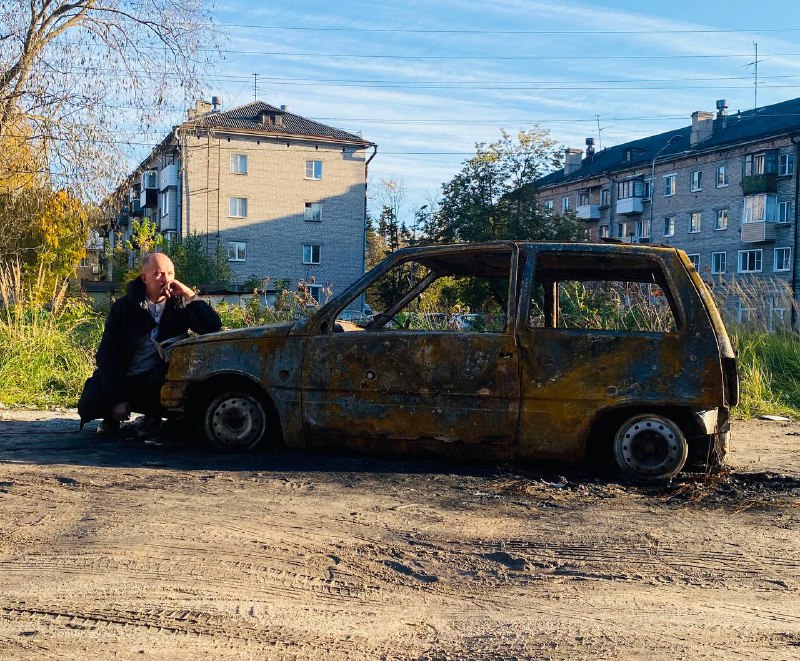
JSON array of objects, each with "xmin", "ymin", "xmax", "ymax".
[
  {"xmin": 110, "ymin": 99, "xmax": 376, "ymax": 301},
  {"xmin": 536, "ymin": 96, "xmax": 800, "ymax": 324}
]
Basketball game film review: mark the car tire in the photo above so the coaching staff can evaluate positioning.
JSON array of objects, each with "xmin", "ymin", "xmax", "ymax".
[
  {"xmin": 203, "ymin": 390, "xmax": 268, "ymax": 451},
  {"xmin": 613, "ymin": 414, "xmax": 688, "ymax": 481}
]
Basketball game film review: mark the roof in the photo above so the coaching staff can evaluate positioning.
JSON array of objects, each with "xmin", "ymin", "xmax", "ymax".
[
  {"xmin": 184, "ymin": 101, "xmax": 373, "ymax": 146},
  {"xmin": 537, "ymin": 96, "xmax": 800, "ymax": 189}
]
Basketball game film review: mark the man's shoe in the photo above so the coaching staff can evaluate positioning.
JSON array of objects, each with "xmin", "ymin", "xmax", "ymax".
[
  {"xmin": 96, "ymin": 418, "xmax": 121, "ymax": 436},
  {"xmin": 135, "ymin": 415, "xmax": 162, "ymax": 440}
]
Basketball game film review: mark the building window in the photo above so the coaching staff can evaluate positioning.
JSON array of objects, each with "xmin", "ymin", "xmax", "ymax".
[
  {"xmin": 544, "ymin": 200, "xmax": 554, "ymax": 211},
  {"xmin": 778, "ymin": 201, "xmax": 794, "ymax": 223},
  {"xmin": 579, "ymin": 192, "xmax": 589, "ymax": 206},
  {"xmin": 744, "ymin": 153, "xmax": 766, "ymax": 176},
  {"xmin": 687, "ymin": 254, "xmax": 700, "ymax": 270},
  {"xmin": 302, "ymin": 244, "xmax": 320, "ymax": 264},
  {"xmin": 79, "ymin": 256, "xmax": 90, "ymax": 268},
  {"xmin": 716, "ymin": 165, "xmax": 729, "ymax": 188},
  {"xmin": 616, "ymin": 222, "xmax": 627, "ymax": 239},
  {"xmin": 599, "ymin": 225, "xmax": 610, "ymax": 238},
  {"xmin": 229, "ymin": 197, "xmax": 248, "ymax": 218},
  {"xmin": 643, "ymin": 178, "xmax": 653, "ymax": 201},
  {"xmin": 231, "ymin": 154, "xmax": 247, "ymax": 175},
  {"xmin": 738, "ymin": 249, "xmax": 763, "ymax": 273},
  {"xmin": 617, "ymin": 179, "xmax": 643, "ymax": 199},
  {"xmin": 663, "ymin": 174, "xmax": 676, "ymax": 196},
  {"xmin": 774, "ymin": 247, "xmax": 792, "ymax": 272},
  {"xmin": 743, "ymin": 194, "xmax": 777, "ymax": 223},
  {"xmin": 600, "ymin": 189, "xmax": 610, "ymax": 206},
  {"xmin": 689, "ymin": 212, "xmax": 701, "ymax": 233},
  {"xmin": 159, "ymin": 192, "xmax": 169, "ymax": 218},
  {"xmin": 690, "ymin": 170, "xmax": 702, "ymax": 192},
  {"xmin": 562, "ymin": 197, "xmax": 570, "ymax": 212},
  {"xmin": 309, "ymin": 285, "xmax": 323, "ymax": 304},
  {"xmin": 305, "ymin": 160, "xmax": 323, "ymax": 180},
  {"xmin": 711, "ymin": 252, "xmax": 726, "ymax": 274},
  {"xmin": 715, "ymin": 208, "xmax": 728, "ymax": 230},
  {"xmin": 637, "ymin": 219, "xmax": 650, "ymax": 239},
  {"xmin": 228, "ymin": 241, "xmax": 246, "ymax": 262},
  {"xmin": 738, "ymin": 300, "xmax": 754, "ymax": 323},
  {"xmin": 771, "ymin": 297, "xmax": 787, "ymax": 331},
  {"xmin": 779, "ymin": 153, "xmax": 795, "ymax": 177},
  {"xmin": 304, "ymin": 202, "xmax": 322, "ymax": 222},
  {"xmin": 663, "ymin": 216, "xmax": 675, "ymax": 237}
]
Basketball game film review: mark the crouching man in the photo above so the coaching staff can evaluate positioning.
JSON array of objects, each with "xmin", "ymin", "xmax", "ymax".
[{"xmin": 79, "ymin": 252, "xmax": 221, "ymax": 436}]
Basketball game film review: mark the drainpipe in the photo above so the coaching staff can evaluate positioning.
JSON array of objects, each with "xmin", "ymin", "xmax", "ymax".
[
  {"xmin": 363, "ymin": 144, "xmax": 378, "ymax": 277},
  {"xmin": 791, "ymin": 134, "xmax": 800, "ymax": 329}
]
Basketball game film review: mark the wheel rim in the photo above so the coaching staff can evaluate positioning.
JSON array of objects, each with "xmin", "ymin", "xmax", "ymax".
[
  {"xmin": 615, "ymin": 416, "xmax": 686, "ymax": 479},
  {"xmin": 208, "ymin": 395, "xmax": 265, "ymax": 450}
]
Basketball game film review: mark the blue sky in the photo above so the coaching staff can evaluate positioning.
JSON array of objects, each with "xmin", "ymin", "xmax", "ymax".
[{"xmin": 194, "ymin": 0, "xmax": 800, "ymax": 220}]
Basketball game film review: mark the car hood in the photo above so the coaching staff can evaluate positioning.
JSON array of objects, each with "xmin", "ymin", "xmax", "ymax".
[{"xmin": 176, "ymin": 322, "xmax": 296, "ymax": 346}]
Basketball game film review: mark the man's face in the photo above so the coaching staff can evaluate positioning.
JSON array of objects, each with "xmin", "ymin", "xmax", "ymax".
[{"xmin": 141, "ymin": 254, "xmax": 175, "ymax": 302}]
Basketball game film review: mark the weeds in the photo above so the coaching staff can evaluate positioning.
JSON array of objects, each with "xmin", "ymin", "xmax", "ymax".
[{"xmin": 0, "ymin": 260, "xmax": 102, "ymax": 407}]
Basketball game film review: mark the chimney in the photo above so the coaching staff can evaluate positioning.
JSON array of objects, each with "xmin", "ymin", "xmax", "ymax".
[
  {"xmin": 585, "ymin": 137, "xmax": 595, "ymax": 161},
  {"xmin": 715, "ymin": 98, "xmax": 728, "ymax": 131},
  {"xmin": 187, "ymin": 100, "xmax": 212, "ymax": 119},
  {"xmin": 564, "ymin": 148, "xmax": 583, "ymax": 176},
  {"xmin": 690, "ymin": 110, "xmax": 714, "ymax": 146}
]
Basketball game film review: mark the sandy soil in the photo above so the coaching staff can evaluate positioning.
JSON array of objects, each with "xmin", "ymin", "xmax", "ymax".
[{"xmin": 0, "ymin": 410, "xmax": 798, "ymax": 660}]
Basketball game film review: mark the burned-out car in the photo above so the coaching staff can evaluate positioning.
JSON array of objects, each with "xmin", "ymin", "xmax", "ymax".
[{"xmin": 161, "ymin": 242, "xmax": 738, "ymax": 480}]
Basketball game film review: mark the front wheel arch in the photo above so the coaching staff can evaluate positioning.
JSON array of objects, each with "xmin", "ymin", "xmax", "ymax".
[{"xmin": 186, "ymin": 374, "xmax": 282, "ymax": 451}]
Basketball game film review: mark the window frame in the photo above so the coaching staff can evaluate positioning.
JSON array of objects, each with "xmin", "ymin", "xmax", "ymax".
[
  {"xmin": 714, "ymin": 208, "xmax": 729, "ymax": 231},
  {"xmin": 779, "ymin": 153, "xmax": 795, "ymax": 177},
  {"xmin": 663, "ymin": 216, "xmax": 675, "ymax": 237},
  {"xmin": 690, "ymin": 170, "xmax": 702, "ymax": 192},
  {"xmin": 716, "ymin": 165, "xmax": 729, "ymax": 188},
  {"xmin": 663, "ymin": 174, "xmax": 676, "ymax": 197},
  {"xmin": 305, "ymin": 160, "xmax": 323, "ymax": 180},
  {"xmin": 304, "ymin": 202, "xmax": 323, "ymax": 222},
  {"xmin": 228, "ymin": 240, "xmax": 247, "ymax": 262},
  {"xmin": 778, "ymin": 200, "xmax": 793, "ymax": 224},
  {"xmin": 689, "ymin": 212, "xmax": 702, "ymax": 234},
  {"xmin": 686, "ymin": 253, "xmax": 700, "ymax": 270},
  {"xmin": 738, "ymin": 249, "xmax": 763, "ymax": 273},
  {"xmin": 159, "ymin": 191, "xmax": 169, "ymax": 218},
  {"xmin": 230, "ymin": 153, "xmax": 248, "ymax": 175},
  {"xmin": 228, "ymin": 196, "xmax": 248, "ymax": 218},
  {"xmin": 302, "ymin": 243, "xmax": 321, "ymax": 265},
  {"xmin": 562, "ymin": 197, "xmax": 570, "ymax": 212},
  {"xmin": 711, "ymin": 252, "xmax": 726, "ymax": 274},
  {"xmin": 774, "ymin": 247, "xmax": 792, "ymax": 272}
]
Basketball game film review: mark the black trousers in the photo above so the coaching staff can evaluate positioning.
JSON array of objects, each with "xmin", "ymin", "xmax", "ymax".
[{"xmin": 78, "ymin": 363, "xmax": 168, "ymax": 427}]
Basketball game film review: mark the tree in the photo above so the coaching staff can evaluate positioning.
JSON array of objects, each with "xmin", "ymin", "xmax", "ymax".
[
  {"xmin": 0, "ymin": 0, "xmax": 217, "ymax": 200},
  {"xmin": 163, "ymin": 233, "xmax": 230, "ymax": 287},
  {"xmin": 431, "ymin": 129, "xmax": 580, "ymax": 243}
]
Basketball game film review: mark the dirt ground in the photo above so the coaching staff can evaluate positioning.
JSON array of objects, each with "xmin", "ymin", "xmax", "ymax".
[{"xmin": 0, "ymin": 411, "xmax": 798, "ymax": 660}]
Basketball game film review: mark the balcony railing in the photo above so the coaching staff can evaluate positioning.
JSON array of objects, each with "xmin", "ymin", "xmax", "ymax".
[
  {"xmin": 741, "ymin": 221, "xmax": 776, "ymax": 243},
  {"xmin": 741, "ymin": 173, "xmax": 778, "ymax": 195},
  {"xmin": 140, "ymin": 188, "xmax": 157, "ymax": 209},
  {"xmin": 616, "ymin": 197, "xmax": 643, "ymax": 215},
  {"xmin": 159, "ymin": 164, "xmax": 178, "ymax": 190},
  {"xmin": 576, "ymin": 204, "xmax": 601, "ymax": 220}
]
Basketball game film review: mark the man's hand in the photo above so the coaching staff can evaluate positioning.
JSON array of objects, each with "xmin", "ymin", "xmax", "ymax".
[
  {"xmin": 112, "ymin": 401, "xmax": 131, "ymax": 422},
  {"xmin": 163, "ymin": 279, "xmax": 195, "ymax": 300}
]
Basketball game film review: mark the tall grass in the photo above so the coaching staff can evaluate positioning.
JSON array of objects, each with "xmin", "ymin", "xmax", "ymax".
[{"xmin": 0, "ymin": 260, "xmax": 102, "ymax": 407}]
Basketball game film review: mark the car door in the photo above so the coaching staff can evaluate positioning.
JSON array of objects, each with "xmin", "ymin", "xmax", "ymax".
[{"xmin": 300, "ymin": 248, "xmax": 522, "ymax": 447}]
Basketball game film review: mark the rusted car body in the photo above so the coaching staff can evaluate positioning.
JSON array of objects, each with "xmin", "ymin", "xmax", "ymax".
[{"xmin": 162, "ymin": 242, "xmax": 738, "ymax": 480}]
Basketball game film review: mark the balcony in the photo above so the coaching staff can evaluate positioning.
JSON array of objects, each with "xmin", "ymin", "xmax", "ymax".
[
  {"xmin": 576, "ymin": 204, "xmax": 601, "ymax": 220},
  {"xmin": 616, "ymin": 197, "xmax": 643, "ymax": 215},
  {"xmin": 159, "ymin": 164, "xmax": 178, "ymax": 190},
  {"xmin": 140, "ymin": 187, "xmax": 157, "ymax": 209},
  {"xmin": 741, "ymin": 173, "xmax": 777, "ymax": 195},
  {"xmin": 741, "ymin": 221, "xmax": 776, "ymax": 243}
]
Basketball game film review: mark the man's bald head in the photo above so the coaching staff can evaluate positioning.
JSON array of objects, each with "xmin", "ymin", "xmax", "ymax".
[{"xmin": 141, "ymin": 252, "xmax": 176, "ymax": 302}]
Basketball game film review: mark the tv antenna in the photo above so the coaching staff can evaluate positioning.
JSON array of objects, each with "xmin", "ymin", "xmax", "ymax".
[
  {"xmin": 743, "ymin": 42, "xmax": 762, "ymax": 111},
  {"xmin": 253, "ymin": 73, "xmax": 259, "ymax": 101}
]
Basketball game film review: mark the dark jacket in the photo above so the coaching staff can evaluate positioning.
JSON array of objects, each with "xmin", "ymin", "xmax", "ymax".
[{"xmin": 79, "ymin": 277, "xmax": 221, "ymax": 423}]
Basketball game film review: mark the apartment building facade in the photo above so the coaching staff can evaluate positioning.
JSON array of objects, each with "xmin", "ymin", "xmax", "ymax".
[
  {"xmin": 112, "ymin": 99, "xmax": 376, "ymax": 301},
  {"xmin": 536, "ymin": 97, "xmax": 800, "ymax": 324}
]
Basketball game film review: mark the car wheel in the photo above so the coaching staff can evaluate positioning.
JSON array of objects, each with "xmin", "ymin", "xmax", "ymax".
[
  {"xmin": 613, "ymin": 414, "xmax": 688, "ymax": 481},
  {"xmin": 203, "ymin": 390, "xmax": 267, "ymax": 451}
]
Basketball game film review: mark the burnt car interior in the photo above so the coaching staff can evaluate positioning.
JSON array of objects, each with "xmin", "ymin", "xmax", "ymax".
[
  {"xmin": 334, "ymin": 249, "xmax": 516, "ymax": 333},
  {"xmin": 528, "ymin": 251, "xmax": 680, "ymax": 333}
]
